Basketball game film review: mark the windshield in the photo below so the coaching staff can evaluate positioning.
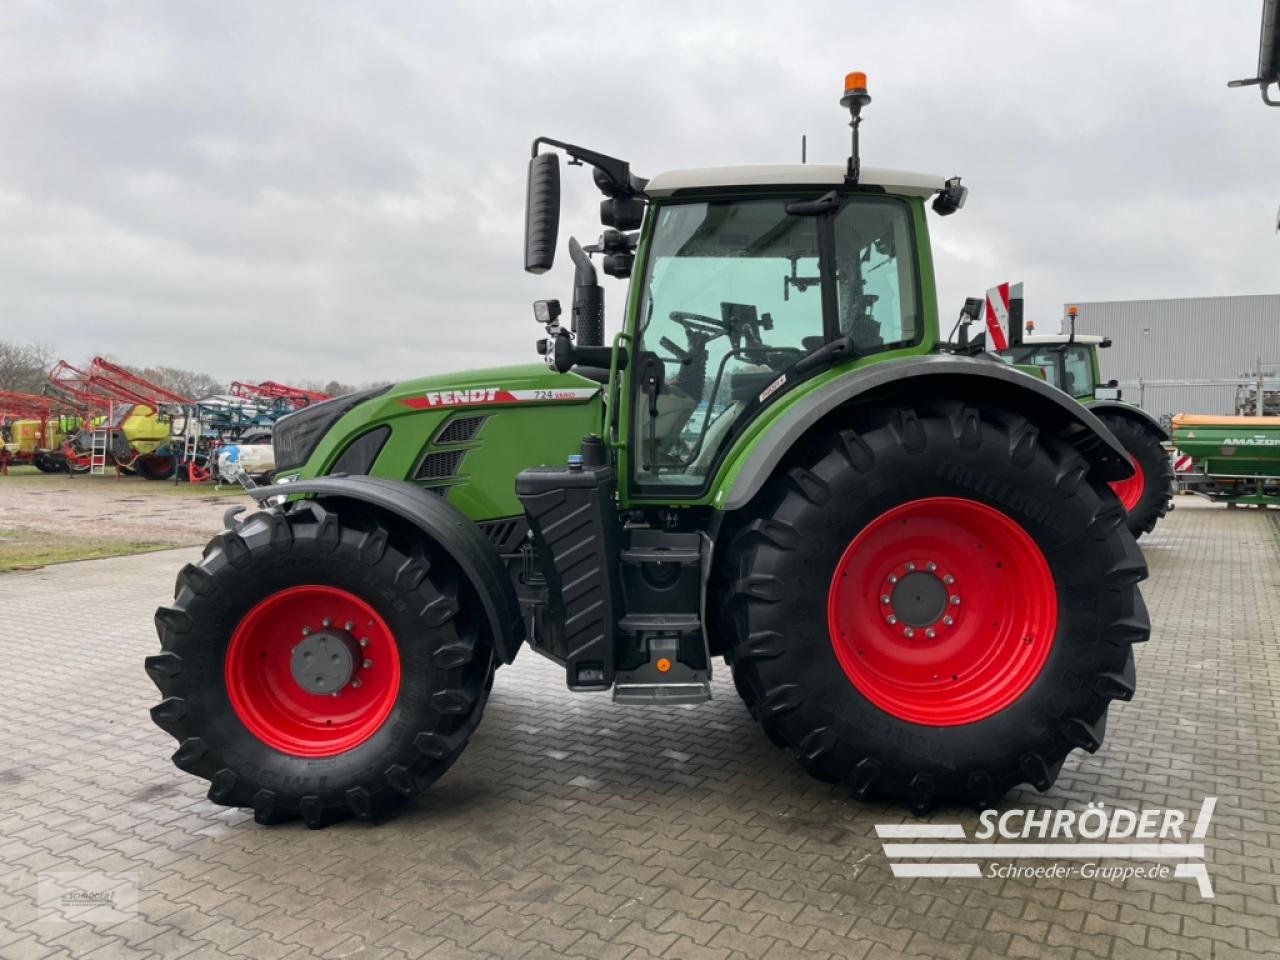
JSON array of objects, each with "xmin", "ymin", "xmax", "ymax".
[
  {"xmin": 1002, "ymin": 343, "xmax": 1096, "ymax": 398},
  {"xmin": 632, "ymin": 195, "xmax": 919, "ymax": 491}
]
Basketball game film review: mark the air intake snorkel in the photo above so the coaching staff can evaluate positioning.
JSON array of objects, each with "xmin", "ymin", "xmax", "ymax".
[{"xmin": 568, "ymin": 237, "xmax": 604, "ymax": 348}]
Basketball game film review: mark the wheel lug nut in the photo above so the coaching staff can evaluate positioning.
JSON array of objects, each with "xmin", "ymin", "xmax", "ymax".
[
  {"xmin": 362, "ymin": 659, "xmax": 372, "ymax": 669},
  {"xmin": 352, "ymin": 678, "xmax": 362, "ymax": 688},
  {"xmin": 322, "ymin": 617, "xmax": 333, "ymax": 628},
  {"xmin": 903, "ymin": 627, "xmax": 915, "ymax": 638},
  {"xmin": 360, "ymin": 638, "xmax": 369, "ymax": 647},
  {"xmin": 344, "ymin": 621, "xmax": 354, "ymax": 631},
  {"xmin": 887, "ymin": 615, "xmax": 898, "ymax": 625},
  {"xmin": 950, "ymin": 596, "xmax": 961, "ymax": 606},
  {"xmin": 888, "ymin": 575, "xmax": 898, "ymax": 584},
  {"xmin": 301, "ymin": 626, "xmax": 311, "ymax": 637},
  {"xmin": 880, "ymin": 595, "xmax": 890, "ymax": 604},
  {"xmin": 925, "ymin": 628, "xmax": 936, "ymax": 639},
  {"xmin": 331, "ymin": 691, "xmax": 339, "ymax": 698},
  {"xmin": 927, "ymin": 562, "xmax": 937, "ymax": 572},
  {"xmin": 943, "ymin": 575, "xmax": 955, "ymax": 585},
  {"xmin": 943, "ymin": 615, "xmax": 954, "ymax": 626},
  {"xmin": 905, "ymin": 562, "xmax": 916, "ymax": 572}
]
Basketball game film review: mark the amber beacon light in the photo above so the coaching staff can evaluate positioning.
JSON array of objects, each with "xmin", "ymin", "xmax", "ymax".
[{"xmin": 841, "ymin": 71, "xmax": 872, "ymax": 184}]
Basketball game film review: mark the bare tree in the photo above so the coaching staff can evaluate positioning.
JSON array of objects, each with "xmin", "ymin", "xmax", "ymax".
[
  {"xmin": 135, "ymin": 366, "xmax": 226, "ymax": 401},
  {"xmin": 0, "ymin": 340, "xmax": 55, "ymax": 394}
]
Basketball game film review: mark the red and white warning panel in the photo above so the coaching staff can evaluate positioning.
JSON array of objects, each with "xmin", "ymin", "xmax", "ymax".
[
  {"xmin": 984, "ymin": 282, "xmax": 1026, "ymax": 353},
  {"xmin": 1173, "ymin": 453, "xmax": 1194, "ymax": 473},
  {"xmin": 985, "ymin": 283, "xmax": 1012, "ymax": 351}
]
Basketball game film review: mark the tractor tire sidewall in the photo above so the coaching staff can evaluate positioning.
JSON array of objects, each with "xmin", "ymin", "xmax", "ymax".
[
  {"xmin": 726, "ymin": 402, "xmax": 1146, "ymax": 805},
  {"xmin": 151, "ymin": 505, "xmax": 494, "ymax": 822},
  {"xmin": 1097, "ymin": 411, "xmax": 1173, "ymax": 538}
]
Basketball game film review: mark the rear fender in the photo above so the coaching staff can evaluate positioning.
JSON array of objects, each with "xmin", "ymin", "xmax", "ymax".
[
  {"xmin": 721, "ymin": 354, "xmax": 1134, "ymax": 510},
  {"xmin": 1087, "ymin": 399, "xmax": 1170, "ymax": 441},
  {"xmin": 249, "ymin": 476, "xmax": 524, "ymax": 663}
]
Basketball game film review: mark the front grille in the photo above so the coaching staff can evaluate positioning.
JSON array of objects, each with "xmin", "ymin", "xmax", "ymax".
[
  {"xmin": 414, "ymin": 449, "xmax": 466, "ymax": 481},
  {"xmin": 434, "ymin": 415, "xmax": 486, "ymax": 445}
]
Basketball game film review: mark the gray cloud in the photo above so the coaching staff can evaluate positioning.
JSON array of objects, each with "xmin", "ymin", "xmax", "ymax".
[{"xmin": 0, "ymin": 1, "xmax": 1274, "ymax": 383}]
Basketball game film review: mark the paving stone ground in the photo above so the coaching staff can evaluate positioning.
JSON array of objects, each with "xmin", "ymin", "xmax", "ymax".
[{"xmin": 0, "ymin": 497, "xmax": 1277, "ymax": 959}]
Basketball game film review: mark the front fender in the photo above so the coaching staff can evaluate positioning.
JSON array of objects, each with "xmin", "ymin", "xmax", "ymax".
[
  {"xmin": 249, "ymin": 476, "xmax": 523, "ymax": 664},
  {"xmin": 721, "ymin": 354, "xmax": 1134, "ymax": 510},
  {"xmin": 1087, "ymin": 399, "xmax": 1170, "ymax": 440}
]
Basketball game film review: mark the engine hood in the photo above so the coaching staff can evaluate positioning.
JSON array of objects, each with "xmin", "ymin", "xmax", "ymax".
[
  {"xmin": 390, "ymin": 363, "xmax": 601, "ymax": 411},
  {"xmin": 286, "ymin": 362, "xmax": 605, "ymax": 521}
]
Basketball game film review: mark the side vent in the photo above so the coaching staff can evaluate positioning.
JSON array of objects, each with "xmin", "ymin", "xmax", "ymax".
[
  {"xmin": 477, "ymin": 517, "xmax": 526, "ymax": 553},
  {"xmin": 434, "ymin": 415, "xmax": 486, "ymax": 445},
  {"xmin": 414, "ymin": 449, "xmax": 466, "ymax": 481},
  {"xmin": 330, "ymin": 425, "xmax": 390, "ymax": 476}
]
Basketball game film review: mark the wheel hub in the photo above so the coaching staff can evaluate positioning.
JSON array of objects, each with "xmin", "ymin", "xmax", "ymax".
[
  {"xmin": 890, "ymin": 571, "xmax": 948, "ymax": 627},
  {"xmin": 878, "ymin": 560, "xmax": 960, "ymax": 638},
  {"xmin": 291, "ymin": 627, "xmax": 362, "ymax": 695}
]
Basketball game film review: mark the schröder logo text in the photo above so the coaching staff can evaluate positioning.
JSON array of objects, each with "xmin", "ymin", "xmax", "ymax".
[{"xmin": 876, "ymin": 797, "xmax": 1216, "ymax": 897}]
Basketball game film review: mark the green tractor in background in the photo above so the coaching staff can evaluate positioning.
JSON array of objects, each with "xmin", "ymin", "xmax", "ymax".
[
  {"xmin": 147, "ymin": 75, "xmax": 1149, "ymax": 827},
  {"xmin": 991, "ymin": 308, "xmax": 1174, "ymax": 537}
]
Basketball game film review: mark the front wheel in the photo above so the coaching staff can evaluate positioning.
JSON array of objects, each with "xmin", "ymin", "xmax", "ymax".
[
  {"xmin": 146, "ymin": 502, "xmax": 495, "ymax": 826},
  {"xmin": 723, "ymin": 401, "xmax": 1149, "ymax": 812}
]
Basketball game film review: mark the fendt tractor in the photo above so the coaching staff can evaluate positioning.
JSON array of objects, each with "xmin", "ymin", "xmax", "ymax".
[
  {"xmin": 148, "ymin": 75, "xmax": 1150, "ymax": 827},
  {"xmin": 990, "ymin": 305, "xmax": 1174, "ymax": 537}
]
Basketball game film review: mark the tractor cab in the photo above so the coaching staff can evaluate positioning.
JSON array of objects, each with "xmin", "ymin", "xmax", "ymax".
[
  {"xmin": 523, "ymin": 72, "xmax": 968, "ymax": 502},
  {"xmin": 998, "ymin": 334, "xmax": 1114, "ymax": 401}
]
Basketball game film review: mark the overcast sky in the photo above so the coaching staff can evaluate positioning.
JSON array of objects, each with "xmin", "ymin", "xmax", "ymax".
[{"xmin": 0, "ymin": 1, "xmax": 1275, "ymax": 384}]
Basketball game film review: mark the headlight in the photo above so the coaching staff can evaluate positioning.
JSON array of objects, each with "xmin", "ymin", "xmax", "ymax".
[{"xmin": 272, "ymin": 385, "xmax": 391, "ymax": 472}]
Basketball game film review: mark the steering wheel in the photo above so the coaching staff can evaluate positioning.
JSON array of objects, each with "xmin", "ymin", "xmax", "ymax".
[{"xmin": 669, "ymin": 311, "xmax": 727, "ymax": 338}]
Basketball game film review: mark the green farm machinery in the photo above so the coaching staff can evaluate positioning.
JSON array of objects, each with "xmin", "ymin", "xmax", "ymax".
[
  {"xmin": 147, "ymin": 75, "xmax": 1149, "ymax": 827},
  {"xmin": 1171, "ymin": 413, "xmax": 1280, "ymax": 506}
]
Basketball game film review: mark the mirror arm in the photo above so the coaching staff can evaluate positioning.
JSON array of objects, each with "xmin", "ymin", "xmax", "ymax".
[{"xmin": 532, "ymin": 136, "xmax": 642, "ymax": 197}]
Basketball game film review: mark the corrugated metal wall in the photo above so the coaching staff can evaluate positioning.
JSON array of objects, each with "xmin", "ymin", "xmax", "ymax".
[{"xmin": 1063, "ymin": 294, "xmax": 1280, "ymax": 422}]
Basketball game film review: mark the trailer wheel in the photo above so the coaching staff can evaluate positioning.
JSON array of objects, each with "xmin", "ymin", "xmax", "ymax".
[
  {"xmin": 146, "ymin": 502, "xmax": 494, "ymax": 827},
  {"xmin": 1094, "ymin": 412, "xmax": 1173, "ymax": 537},
  {"xmin": 724, "ymin": 400, "xmax": 1148, "ymax": 812},
  {"xmin": 33, "ymin": 454, "xmax": 63, "ymax": 474},
  {"xmin": 139, "ymin": 456, "xmax": 177, "ymax": 481}
]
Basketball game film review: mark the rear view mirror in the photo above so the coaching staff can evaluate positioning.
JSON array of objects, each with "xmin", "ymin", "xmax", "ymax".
[{"xmin": 524, "ymin": 152, "xmax": 560, "ymax": 274}]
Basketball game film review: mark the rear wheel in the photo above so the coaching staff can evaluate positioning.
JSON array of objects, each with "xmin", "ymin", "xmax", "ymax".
[
  {"xmin": 147, "ymin": 502, "xmax": 494, "ymax": 826},
  {"xmin": 1096, "ymin": 411, "xmax": 1173, "ymax": 538},
  {"xmin": 723, "ymin": 400, "xmax": 1148, "ymax": 812}
]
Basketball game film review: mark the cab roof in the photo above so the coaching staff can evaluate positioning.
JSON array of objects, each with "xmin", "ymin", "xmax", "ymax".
[
  {"xmin": 1019, "ymin": 334, "xmax": 1107, "ymax": 346},
  {"xmin": 643, "ymin": 164, "xmax": 947, "ymax": 199}
]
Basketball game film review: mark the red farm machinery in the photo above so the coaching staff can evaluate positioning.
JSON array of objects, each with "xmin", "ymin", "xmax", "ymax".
[
  {"xmin": 0, "ymin": 389, "xmax": 83, "ymax": 474},
  {"xmin": 46, "ymin": 358, "xmax": 192, "ymax": 479}
]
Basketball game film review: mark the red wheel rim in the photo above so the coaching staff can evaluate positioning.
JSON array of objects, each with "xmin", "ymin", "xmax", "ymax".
[
  {"xmin": 1108, "ymin": 455, "xmax": 1145, "ymax": 512},
  {"xmin": 826, "ymin": 497, "xmax": 1057, "ymax": 726},
  {"xmin": 225, "ymin": 585, "xmax": 401, "ymax": 757}
]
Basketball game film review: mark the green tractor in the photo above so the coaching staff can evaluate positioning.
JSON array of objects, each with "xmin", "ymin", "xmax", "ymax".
[
  {"xmin": 992, "ymin": 314, "xmax": 1174, "ymax": 537},
  {"xmin": 147, "ymin": 75, "xmax": 1148, "ymax": 827}
]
